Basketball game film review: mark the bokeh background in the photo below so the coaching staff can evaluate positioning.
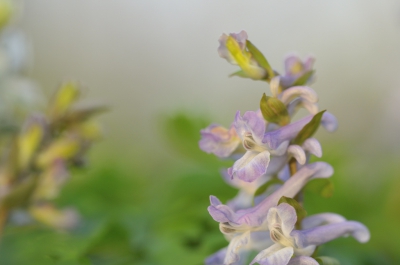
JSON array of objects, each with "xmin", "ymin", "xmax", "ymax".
[{"xmin": 0, "ymin": 1, "xmax": 399, "ymax": 264}]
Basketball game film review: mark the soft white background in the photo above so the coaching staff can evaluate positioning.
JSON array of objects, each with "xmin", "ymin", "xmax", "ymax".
[{"xmin": 17, "ymin": 1, "xmax": 400, "ymax": 157}]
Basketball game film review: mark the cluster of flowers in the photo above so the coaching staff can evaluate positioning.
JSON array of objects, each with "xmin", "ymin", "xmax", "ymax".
[
  {"xmin": 0, "ymin": 83, "xmax": 105, "ymax": 233},
  {"xmin": 199, "ymin": 31, "xmax": 370, "ymax": 265},
  {"xmin": 0, "ymin": 2, "xmax": 105, "ymax": 236}
]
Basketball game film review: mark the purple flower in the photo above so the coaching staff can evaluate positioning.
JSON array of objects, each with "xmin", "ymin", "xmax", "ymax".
[
  {"xmin": 250, "ymin": 203, "xmax": 370, "ymax": 265},
  {"xmin": 199, "ymin": 123, "xmax": 241, "ymax": 158},
  {"xmin": 280, "ymin": 54, "xmax": 315, "ymax": 89},
  {"xmin": 228, "ymin": 111, "xmax": 273, "ymax": 182},
  {"xmin": 218, "ymin": 30, "xmax": 267, "ymax": 80},
  {"xmin": 207, "ymin": 162, "xmax": 333, "ymax": 264},
  {"xmin": 228, "ymin": 109, "xmax": 337, "ymax": 183}
]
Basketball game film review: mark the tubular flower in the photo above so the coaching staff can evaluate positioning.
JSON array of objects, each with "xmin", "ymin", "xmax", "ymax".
[
  {"xmin": 250, "ymin": 203, "xmax": 370, "ymax": 265},
  {"xmin": 229, "ymin": 111, "xmax": 336, "ymax": 182},
  {"xmin": 204, "ymin": 32, "xmax": 370, "ymax": 265},
  {"xmin": 218, "ymin": 30, "xmax": 267, "ymax": 80},
  {"xmin": 199, "ymin": 123, "xmax": 241, "ymax": 158},
  {"xmin": 207, "ymin": 162, "xmax": 333, "ymax": 265},
  {"xmin": 280, "ymin": 54, "xmax": 315, "ymax": 89}
]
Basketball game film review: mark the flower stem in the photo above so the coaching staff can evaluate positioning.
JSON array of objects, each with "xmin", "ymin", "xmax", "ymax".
[
  {"xmin": 289, "ymin": 157, "xmax": 303, "ymax": 230},
  {"xmin": 0, "ymin": 206, "xmax": 9, "ymax": 241}
]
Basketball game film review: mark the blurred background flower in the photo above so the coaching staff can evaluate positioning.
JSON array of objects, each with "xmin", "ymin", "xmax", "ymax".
[{"xmin": 0, "ymin": 1, "xmax": 398, "ymax": 264}]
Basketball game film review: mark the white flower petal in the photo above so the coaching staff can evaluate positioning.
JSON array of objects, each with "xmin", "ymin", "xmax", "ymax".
[
  {"xmin": 224, "ymin": 231, "xmax": 251, "ymax": 265},
  {"xmin": 280, "ymin": 86, "xmax": 318, "ymax": 105},
  {"xmin": 270, "ymin": 76, "xmax": 281, "ymax": 97},
  {"xmin": 288, "ymin": 145, "xmax": 306, "ymax": 165},
  {"xmin": 250, "ymin": 244, "xmax": 293, "ymax": 265},
  {"xmin": 267, "ymin": 203, "xmax": 297, "ymax": 238},
  {"xmin": 302, "ymin": 138, "xmax": 322, "ymax": 158}
]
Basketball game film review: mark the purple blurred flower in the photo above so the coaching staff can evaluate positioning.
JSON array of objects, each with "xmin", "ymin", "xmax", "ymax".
[
  {"xmin": 280, "ymin": 54, "xmax": 315, "ymax": 89},
  {"xmin": 199, "ymin": 123, "xmax": 240, "ymax": 158},
  {"xmin": 218, "ymin": 31, "xmax": 248, "ymax": 65},
  {"xmin": 218, "ymin": 30, "xmax": 267, "ymax": 80}
]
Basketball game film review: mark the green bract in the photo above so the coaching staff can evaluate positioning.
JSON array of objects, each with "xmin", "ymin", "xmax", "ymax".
[
  {"xmin": 293, "ymin": 110, "xmax": 326, "ymax": 145},
  {"xmin": 260, "ymin": 93, "xmax": 290, "ymax": 126}
]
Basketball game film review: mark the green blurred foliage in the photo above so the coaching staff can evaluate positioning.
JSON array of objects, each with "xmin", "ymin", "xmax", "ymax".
[{"xmin": 0, "ymin": 112, "xmax": 399, "ymax": 264}]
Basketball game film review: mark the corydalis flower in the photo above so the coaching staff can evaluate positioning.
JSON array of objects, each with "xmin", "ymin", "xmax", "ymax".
[
  {"xmin": 218, "ymin": 30, "xmax": 267, "ymax": 80},
  {"xmin": 199, "ymin": 123, "xmax": 240, "ymax": 158},
  {"xmin": 207, "ymin": 162, "xmax": 333, "ymax": 265},
  {"xmin": 280, "ymin": 54, "xmax": 315, "ymax": 89},
  {"xmin": 250, "ymin": 203, "xmax": 370, "ymax": 265},
  {"xmin": 229, "ymin": 111, "xmax": 336, "ymax": 182}
]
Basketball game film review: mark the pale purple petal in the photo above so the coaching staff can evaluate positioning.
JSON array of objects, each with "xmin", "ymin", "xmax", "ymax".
[
  {"xmin": 229, "ymin": 151, "xmax": 271, "ymax": 182},
  {"xmin": 230, "ymin": 30, "xmax": 248, "ymax": 50},
  {"xmin": 278, "ymin": 165, "xmax": 291, "ymax": 182},
  {"xmin": 321, "ymin": 112, "xmax": 338, "ymax": 132},
  {"xmin": 280, "ymin": 86, "xmax": 318, "ymax": 105},
  {"xmin": 236, "ymin": 162, "xmax": 333, "ymax": 226},
  {"xmin": 303, "ymin": 57, "xmax": 315, "ymax": 72},
  {"xmin": 221, "ymin": 168, "xmax": 271, "ymax": 192},
  {"xmin": 284, "ymin": 54, "xmax": 314, "ymax": 77},
  {"xmin": 270, "ymin": 141, "xmax": 290, "ymax": 156},
  {"xmin": 225, "ymin": 232, "xmax": 250, "ymax": 264},
  {"xmin": 293, "ymin": 245, "xmax": 316, "ymax": 257},
  {"xmin": 218, "ymin": 30, "xmax": 248, "ymax": 65},
  {"xmin": 250, "ymin": 230, "xmax": 276, "ymax": 250},
  {"xmin": 267, "ymin": 203, "xmax": 297, "ymax": 237},
  {"xmin": 208, "ymin": 195, "xmax": 238, "ymax": 223},
  {"xmin": 287, "ymin": 98, "xmax": 319, "ymax": 116},
  {"xmin": 234, "ymin": 111, "xmax": 266, "ymax": 143},
  {"xmin": 265, "ymin": 155, "xmax": 288, "ymax": 176},
  {"xmin": 284, "ymin": 54, "xmax": 303, "ymax": 75},
  {"xmin": 270, "ymin": 76, "xmax": 281, "ymax": 97},
  {"xmin": 262, "ymin": 115, "xmax": 313, "ymax": 150},
  {"xmin": 302, "ymin": 138, "xmax": 322, "ymax": 158},
  {"xmin": 287, "ymin": 145, "xmax": 306, "ymax": 165},
  {"xmin": 205, "ymin": 247, "xmax": 227, "ymax": 265},
  {"xmin": 292, "ymin": 221, "xmax": 370, "ymax": 248},
  {"xmin": 199, "ymin": 124, "xmax": 240, "ymax": 158},
  {"xmin": 206, "ymin": 247, "xmax": 248, "ymax": 265},
  {"xmin": 287, "ymin": 256, "xmax": 319, "ymax": 265},
  {"xmin": 302, "ymin": 213, "xmax": 346, "ymax": 230},
  {"xmin": 221, "ymin": 162, "xmax": 333, "ymax": 227},
  {"xmin": 210, "ymin": 195, "xmax": 223, "ymax": 206},
  {"xmin": 250, "ymin": 244, "xmax": 293, "ymax": 265}
]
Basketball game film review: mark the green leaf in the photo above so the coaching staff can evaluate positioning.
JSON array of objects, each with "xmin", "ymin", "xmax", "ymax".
[
  {"xmin": 229, "ymin": 70, "xmax": 249, "ymax": 78},
  {"xmin": 278, "ymin": 196, "xmax": 307, "ymax": 220},
  {"xmin": 254, "ymin": 178, "xmax": 283, "ymax": 197},
  {"xmin": 293, "ymin": 110, "xmax": 326, "ymax": 145},
  {"xmin": 260, "ymin": 93, "xmax": 290, "ymax": 126},
  {"xmin": 246, "ymin": 40, "xmax": 275, "ymax": 79},
  {"xmin": 305, "ymin": 178, "xmax": 334, "ymax": 198},
  {"xmin": 315, "ymin": 256, "xmax": 341, "ymax": 265},
  {"xmin": 292, "ymin": 70, "xmax": 315, "ymax": 86}
]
